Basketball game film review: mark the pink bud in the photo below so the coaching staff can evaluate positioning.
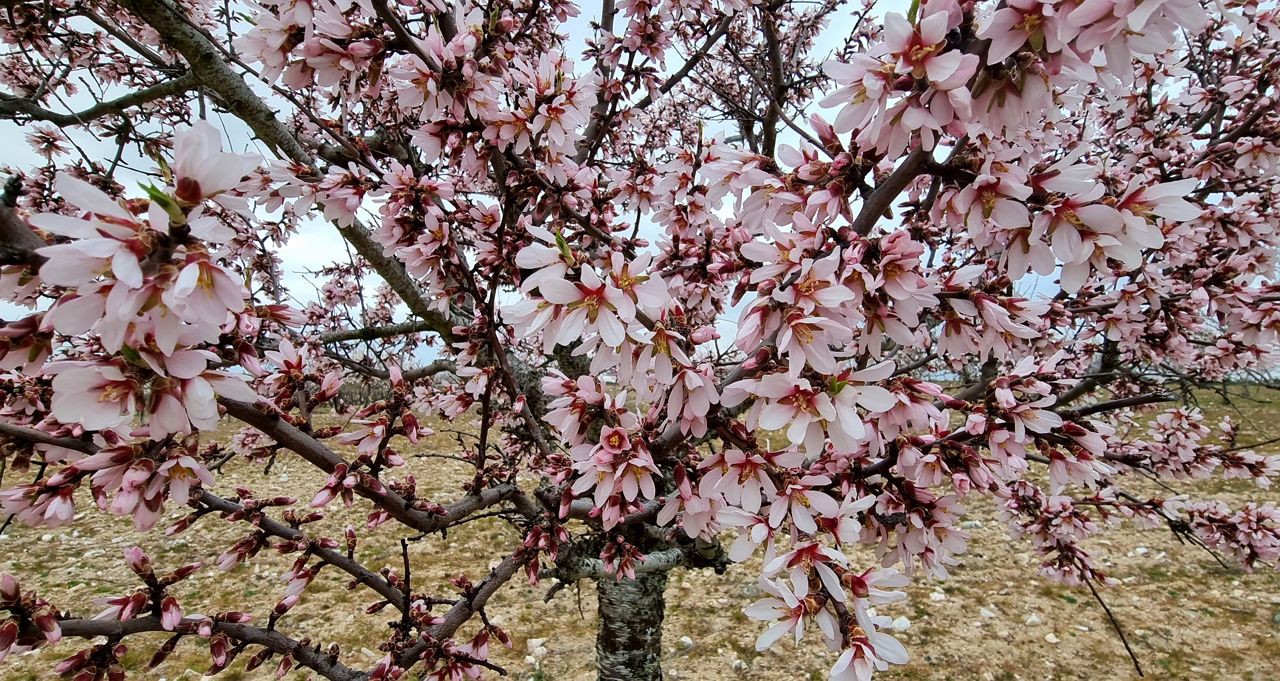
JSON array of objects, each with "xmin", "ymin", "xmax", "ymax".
[
  {"xmin": 311, "ymin": 487, "xmax": 336, "ymax": 508},
  {"xmin": 0, "ymin": 618, "xmax": 18, "ymax": 657},
  {"xmin": 124, "ymin": 546, "xmax": 152, "ymax": 578},
  {"xmin": 0, "ymin": 574, "xmax": 18, "ymax": 603},
  {"xmin": 347, "ymin": 38, "xmax": 382, "ymax": 59},
  {"xmin": 54, "ymin": 648, "xmax": 90, "ymax": 675},
  {"xmin": 168, "ymin": 562, "xmax": 202, "ymax": 582},
  {"xmin": 272, "ymin": 594, "xmax": 299, "ymax": 616},
  {"xmin": 122, "ymin": 592, "xmax": 148, "ymax": 621},
  {"xmin": 209, "ymin": 633, "xmax": 230, "ymax": 666},
  {"xmin": 245, "ymin": 647, "xmax": 273, "ymax": 671},
  {"xmin": 689, "ymin": 326, "xmax": 720, "ymax": 344},
  {"xmin": 161, "ymin": 596, "xmax": 182, "ymax": 631},
  {"xmin": 34, "ymin": 611, "xmax": 61, "ymax": 642},
  {"xmin": 148, "ymin": 634, "xmax": 180, "ymax": 668},
  {"xmin": 45, "ymin": 469, "xmax": 79, "ymax": 486}
]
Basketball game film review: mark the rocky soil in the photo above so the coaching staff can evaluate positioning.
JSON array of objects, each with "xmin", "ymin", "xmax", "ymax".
[{"xmin": 2, "ymin": 392, "xmax": 1278, "ymax": 681}]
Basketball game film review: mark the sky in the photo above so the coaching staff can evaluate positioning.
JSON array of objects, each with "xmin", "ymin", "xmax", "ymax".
[{"xmin": 2, "ymin": 0, "xmax": 986, "ymax": 355}]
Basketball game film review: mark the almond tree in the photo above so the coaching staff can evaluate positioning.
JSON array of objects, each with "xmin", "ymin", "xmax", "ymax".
[{"xmin": 1, "ymin": 0, "xmax": 1279, "ymax": 679}]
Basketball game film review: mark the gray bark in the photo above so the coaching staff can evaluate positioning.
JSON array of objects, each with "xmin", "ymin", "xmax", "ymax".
[{"xmin": 595, "ymin": 571, "xmax": 669, "ymax": 681}]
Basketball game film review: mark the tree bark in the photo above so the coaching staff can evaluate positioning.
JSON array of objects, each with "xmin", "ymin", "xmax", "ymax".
[{"xmin": 595, "ymin": 571, "xmax": 669, "ymax": 681}]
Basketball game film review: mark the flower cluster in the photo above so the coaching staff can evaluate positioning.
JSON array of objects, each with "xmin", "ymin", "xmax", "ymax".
[{"xmin": 1, "ymin": 0, "xmax": 1279, "ymax": 680}]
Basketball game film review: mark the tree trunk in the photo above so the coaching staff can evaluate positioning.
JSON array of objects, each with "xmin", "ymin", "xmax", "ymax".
[{"xmin": 595, "ymin": 571, "xmax": 668, "ymax": 681}]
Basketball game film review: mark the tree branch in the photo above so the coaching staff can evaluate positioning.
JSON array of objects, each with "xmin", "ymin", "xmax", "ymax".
[
  {"xmin": 196, "ymin": 489, "xmax": 408, "ymax": 613},
  {"xmin": 219, "ymin": 398, "xmax": 518, "ymax": 536},
  {"xmin": 116, "ymin": 0, "xmax": 452, "ymax": 341},
  {"xmin": 631, "ymin": 15, "xmax": 734, "ymax": 111},
  {"xmin": 57, "ymin": 616, "xmax": 364, "ymax": 681},
  {"xmin": 398, "ymin": 552, "xmax": 529, "ymax": 668},
  {"xmin": 1057, "ymin": 392, "xmax": 1174, "ymax": 420},
  {"xmin": 0, "ymin": 73, "xmax": 198, "ymax": 126},
  {"xmin": 758, "ymin": 7, "xmax": 785, "ymax": 157},
  {"xmin": 848, "ymin": 146, "xmax": 930, "ymax": 236},
  {"xmin": 0, "ymin": 177, "xmax": 49, "ymax": 267},
  {"xmin": 320, "ymin": 320, "xmax": 444, "ymax": 344},
  {"xmin": 115, "ymin": 0, "xmax": 311, "ymax": 161},
  {"xmin": 0, "ymin": 420, "xmax": 93, "ymax": 453}
]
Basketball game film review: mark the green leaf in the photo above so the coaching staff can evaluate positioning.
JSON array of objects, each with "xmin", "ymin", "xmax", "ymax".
[
  {"xmin": 553, "ymin": 230, "xmax": 575, "ymax": 265},
  {"xmin": 139, "ymin": 182, "xmax": 187, "ymax": 226},
  {"xmin": 1029, "ymin": 31, "xmax": 1044, "ymax": 52},
  {"xmin": 119, "ymin": 344, "xmax": 144, "ymax": 367},
  {"xmin": 907, "ymin": 0, "xmax": 920, "ymax": 23},
  {"xmin": 139, "ymin": 183, "xmax": 175, "ymax": 211}
]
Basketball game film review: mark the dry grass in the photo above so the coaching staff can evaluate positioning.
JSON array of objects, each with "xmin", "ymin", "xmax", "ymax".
[{"xmin": 2, "ymin": 388, "xmax": 1279, "ymax": 680}]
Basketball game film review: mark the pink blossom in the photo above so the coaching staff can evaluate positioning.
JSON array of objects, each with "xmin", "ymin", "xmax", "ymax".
[
  {"xmin": 881, "ymin": 11, "xmax": 977, "ymax": 88},
  {"xmin": 744, "ymin": 577, "xmax": 810, "ymax": 651},
  {"xmin": 171, "ymin": 120, "xmax": 260, "ymax": 204},
  {"xmin": 979, "ymin": 0, "xmax": 1061, "ymax": 64},
  {"xmin": 47, "ymin": 362, "xmax": 140, "ymax": 431},
  {"xmin": 157, "ymin": 455, "xmax": 215, "ymax": 506},
  {"xmin": 768, "ymin": 477, "xmax": 841, "ymax": 535},
  {"xmin": 537, "ymin": 267, "xmax": 636, "ymax": 347},
  {"xmin": 828, "ymin": 605, "xmax": 910, "ymax": 680},
  {"xmin": 164, "ymin": 256, "xmax": 247, "ymax": 329}
]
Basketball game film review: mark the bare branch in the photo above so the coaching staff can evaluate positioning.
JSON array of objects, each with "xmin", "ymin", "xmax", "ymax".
[
  {"xmin": 1083, "ymin": 575, "xmax": 1145, "ymax": 677},
  {"xmin": 759, "ymin": 7, "xmax": 786, "ymax": 157},
  {"xmin": 320, "ymin": 319, "xmax": 444, "ymax": 344},
  {"xmin": 0, "ymin": 177, "xmax": 48, "ymax": 267},
  {"xmin": 0, "ymin": 73, "xmax": 198, "ymax": 127},
  {"xmin": 1057, "ymin": 392, "xmax": 1174, "ymax": 420},
  {"xmin": 0, "ymin": 420, "xmax": 92, "ymax": 453},
  {"xmin": 57, "ymin": 616, "xmax": 364, "ymax": 681},
  {"xmin": 631, "ymin": 15, "xmax": 734, "ymax": 111},
  {"xmin": 196, "ymin": 489, "xmax": 408, "ymax": 613}
]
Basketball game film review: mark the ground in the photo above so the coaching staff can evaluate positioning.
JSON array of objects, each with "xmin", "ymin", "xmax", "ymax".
[{"xmin": 2, "ymin": 389, "xmax": 1279, "ymax": 680}]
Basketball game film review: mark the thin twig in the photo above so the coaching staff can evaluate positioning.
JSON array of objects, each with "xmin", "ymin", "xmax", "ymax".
[{"xmin": 1082, "ymin": 575, "xmax": 1144, "ymax": 677}]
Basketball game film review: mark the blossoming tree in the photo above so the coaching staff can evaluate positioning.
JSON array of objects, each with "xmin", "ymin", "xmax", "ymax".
[{"xmin": 1, "ymin": 0, "xmax": 1279, "ymax": 678}]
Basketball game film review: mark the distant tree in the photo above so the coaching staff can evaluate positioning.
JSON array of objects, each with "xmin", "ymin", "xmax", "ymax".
[{"xmin": 1, "ymin": 0, "xmax": 1279, "ymax": 679}]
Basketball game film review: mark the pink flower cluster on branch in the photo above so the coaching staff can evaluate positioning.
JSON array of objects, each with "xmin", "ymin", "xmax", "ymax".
[{"xmin": 0, "ymin": 0, "xmax": 1279, "ymax": 679}]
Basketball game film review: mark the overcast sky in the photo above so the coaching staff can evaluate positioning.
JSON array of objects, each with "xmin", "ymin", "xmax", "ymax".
[{"xmin": 8, "ymin": 0, "xmax": 1049, "ymax": 354}]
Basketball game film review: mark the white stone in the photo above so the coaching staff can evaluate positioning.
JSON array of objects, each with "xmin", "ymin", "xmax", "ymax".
[
  {"xmin": 1045, "ymin": 633, "xmax": 1060, "ymax": 644},
  {"xmin": 1025, "ymin": 613, "xmax": 1043, "ymax": 626},
  {"xmin": 979, "ymin": 607, "xmax": 997, "ymax": 619},
  {"xmin": 929, "ymin": 590, "xmax": 947, "ymax": 602},
  {"xmin": 676, "ymin": 635, "xmax": 694, "ymax": 650}
]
